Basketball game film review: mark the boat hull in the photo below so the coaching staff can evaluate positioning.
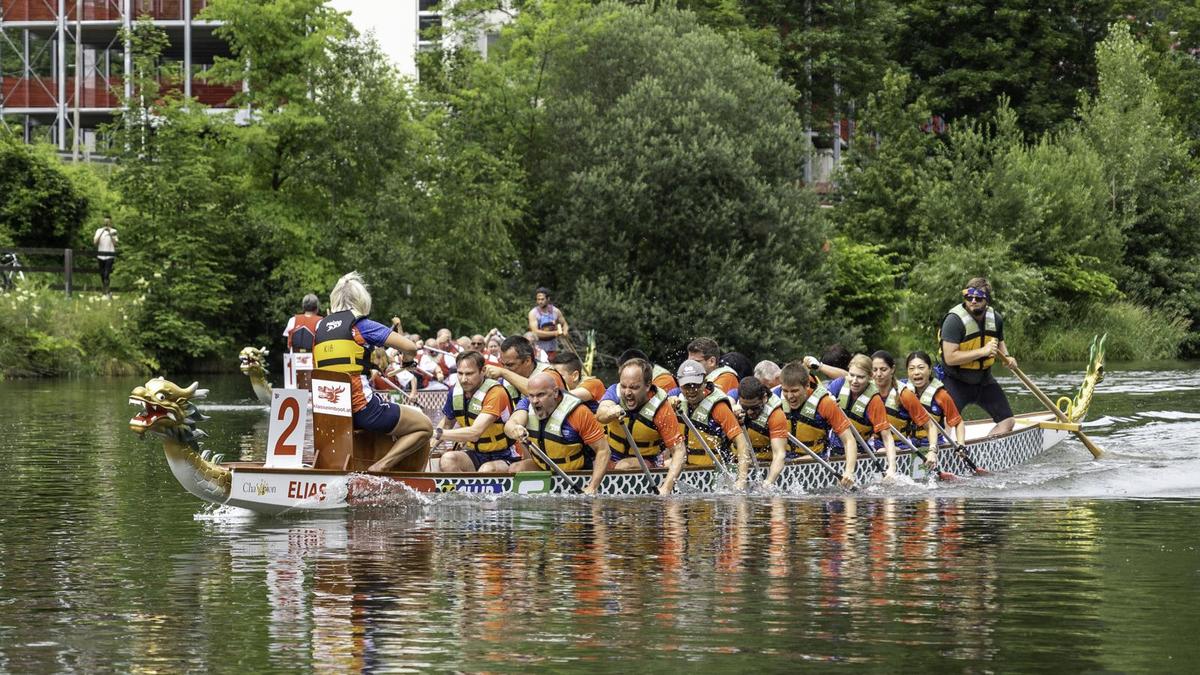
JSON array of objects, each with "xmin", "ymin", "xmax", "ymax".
[{"xmin": 194, "ymin": 412, "xmax": 1067, "ymax": 515}]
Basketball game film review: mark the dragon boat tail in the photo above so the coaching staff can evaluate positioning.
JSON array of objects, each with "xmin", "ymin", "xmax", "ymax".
[{"xmin": 130, "ymin": 337, "xmax": 1107, "ymax": 515}]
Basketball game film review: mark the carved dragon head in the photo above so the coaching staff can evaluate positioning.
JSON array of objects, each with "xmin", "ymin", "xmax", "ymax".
[
  {"xmin": 129, "ymin": 377, "xmax": 209, "ymax": 442},
  {"xmin": 239, "ymin": 346, "xmax": 269, "ymax": 377}
]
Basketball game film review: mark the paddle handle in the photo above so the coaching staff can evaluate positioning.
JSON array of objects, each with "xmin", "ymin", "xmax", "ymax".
[
  {"xmin": 522, "ymin": 438, "xmax": 584, "ymax": 494},
  {"xmin": 619, "ymin": 419, "xmax": 655, "ymax": 480},
  {"xmin": 1005, "ymin": 363, "xmax": 1104, "ymax": 459}
]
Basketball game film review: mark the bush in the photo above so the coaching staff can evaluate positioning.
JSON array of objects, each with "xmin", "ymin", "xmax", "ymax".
[
  {"xmin": 0, "ymin": 280, "xmax": 155, "ymax": 378},
  {"xmin": 1008, "ymin": 301, "xmax": 1187, "ymax": 362}
]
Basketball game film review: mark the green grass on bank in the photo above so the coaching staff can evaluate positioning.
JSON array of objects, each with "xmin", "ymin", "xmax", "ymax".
[{"xmin": 0, "ymin": 281, "xmax": 156, "ymax": 378}]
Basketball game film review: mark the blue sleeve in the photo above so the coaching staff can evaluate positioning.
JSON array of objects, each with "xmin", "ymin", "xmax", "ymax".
[
  {"xmin": 356, "ymin": 318, "xmax": 393, "ymax": 347},
  {"xmin": 441, "ymin": 394, "xmax": 455, "ymax": 420},
  {"xmin": 516, "ymin": 397, "xmax": 530, "ymax": 411},
  {"xmin": 667, "ymin": 387, "xmax": 680, "ymax": 397},
  {"xmin": 727, "ymin": 388, "xmax": 739, "ymax": 402},
  {"xmin": 770, "ymin": 385, "xmax": 782, "ymax": 398},
  {"xmin": 601, "ymin": 383, "xmax": 619, "ymax": 403},
  {"xmin": 826, "ymin": 377, "xmax": 845, "ymax": 398}
]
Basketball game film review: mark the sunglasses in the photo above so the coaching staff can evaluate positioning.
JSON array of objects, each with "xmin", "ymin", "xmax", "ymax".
[
  {"xmin": 963, "ymin": 294, "xmax": 988, "ymax": 303},
  {"xmin": 471, "ymin": 341, "xmax": 485, "ymax": 346}
]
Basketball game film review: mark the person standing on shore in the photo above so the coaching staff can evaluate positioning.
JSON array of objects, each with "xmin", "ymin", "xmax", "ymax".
[{"xmin": 92, "ymin": 215, "xmax": 118, "ymax": 297}]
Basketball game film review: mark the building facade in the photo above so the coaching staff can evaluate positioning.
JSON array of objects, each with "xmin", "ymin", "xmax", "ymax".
[{"xmin": 0, "ymin": 0, "xmax": 235, "ymax": 150}]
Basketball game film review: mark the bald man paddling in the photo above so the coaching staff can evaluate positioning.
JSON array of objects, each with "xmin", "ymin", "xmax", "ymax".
[{"xmin": 505, "ymin": 373, "xmax": 611, "ymax": 494}]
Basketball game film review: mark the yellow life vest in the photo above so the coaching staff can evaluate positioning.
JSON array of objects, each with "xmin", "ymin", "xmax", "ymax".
[
  {"xmin": 606, "ymin": 386, "xmax": 669, "ymax": 458},
  {"xmin": 451, "ymin": 379, "xmax": 511, "ymax": 453},
  {"xmin": 783, "ymin": 384, "xmax": 834, "ymax": 452},
  {"xmin": 836, "ymin": 381, "xmax": 879, "ymax": 437},
  {"xmin": 680, "ymin": 385, "xmax": 733, "ymax": 467},
  {"xmin": 313, "ymin": 310, "xmax": 369, "ymax": 374},
  {"xmin": 942, "ymin": 304, "xmax": 999, "ymax": 371},
  {"xmin": 880, "ymin": 383, "xmax": 912, "ymax": 436},
  {"xmin": 745, "ymin": 393, "xmax": 783, "ymax": 461},
  {"xmin": 527, "ymin": 393, "xmax": 588, "ymax": 471},
  {"xmin": 903, "ymin": 379, "xmax": 946, "ymax": 440}
]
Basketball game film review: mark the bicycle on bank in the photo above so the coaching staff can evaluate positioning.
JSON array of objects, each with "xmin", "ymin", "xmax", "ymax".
[{"xmin": 1, "ymin": 251, "xmax": 25, "ymax": 291}]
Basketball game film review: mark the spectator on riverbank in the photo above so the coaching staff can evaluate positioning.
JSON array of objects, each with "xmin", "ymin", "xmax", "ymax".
[{"xmin": 92, "ymin": 215, "xmax": 118, "ymax": 297}]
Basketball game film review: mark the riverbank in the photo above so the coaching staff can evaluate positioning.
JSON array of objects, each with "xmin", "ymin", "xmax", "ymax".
[
  {"xmin": 0, "ymin": 284, "xmax": 155, "ymax": 378},
  {"xmin": 0, "ymin": 282, "xmax": 1188, "ymax": 378}
]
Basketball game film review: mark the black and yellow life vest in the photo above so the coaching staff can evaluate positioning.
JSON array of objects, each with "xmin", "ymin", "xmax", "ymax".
[
  {"xmin": 314, "ymin": 310, "xmax": 370, "ymax": 374},
  {"xmin": 941, "ymin": 304, "xmax": 999, "ymax": 371},
  {"xmin": 904, "ymin": 379, "xmax": 946, "ymax": 440},
  {"xmin": 680, "ymin": 385, "xmax": 734, "ymax": 466},
  {"xmin": 606, "ymin": 386, "xmax": 669, "ymax": 458},
  {"xmin": 783, "ymin": 384, "xmax": 835, "ymax": 452},
  {"xmin": 745, "ymin": 393, "xmax": 783, "ymax": 461},
  {"xmin": 835, "ymin": 381, "xmax": 879, "ymax": 437},
  {"xmin": 451, "ymin": 379, "xmax": 512, "ymax": 453},
  {"xmin": 527, "ymin": 393, "xmax": 588, "ymax": 471}
]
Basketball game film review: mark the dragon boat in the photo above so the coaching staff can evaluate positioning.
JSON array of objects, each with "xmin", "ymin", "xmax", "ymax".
[{"xmin": 129, "ymin": 338, "xmax": 1106, "ymax": 515}]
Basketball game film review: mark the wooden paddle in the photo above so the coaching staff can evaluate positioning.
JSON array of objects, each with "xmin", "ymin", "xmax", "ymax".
[
  {"xmin": 927, "ymin": 415, "xmax": 988, "ymax": 475},
  {"xmin": 999, "ymin": 356, "xmax": 1104, "ymax": 459},
  {"xmin": 677, "ymin": 407, "xmax": 734, "ymax": 480},
  {"xmin": 888, "ymin": 423, "xmax": 958, "ymax": 481},
  {"xmin": 618, "ymin": 418, "xmax": 656, "ymax": 482},
  {"xmin": 520, "ymin": 437, "xmax": 585, "ymax": 494},
  {"xmin": 786, "ymin": 433, "xmax": 854, "ymax": 489}
]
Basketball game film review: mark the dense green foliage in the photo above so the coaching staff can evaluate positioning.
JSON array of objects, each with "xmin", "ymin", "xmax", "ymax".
[
  {"xmin": 2, "ymin": 1, "xmax": 1198, "ymax": 376},
  {"xmin": 0, "ymin": 282, "xmax": 154, "ymax": 378},
  {"xmin": 836, "ymin": 24, "xmax": 1198, "ymax": 358}
]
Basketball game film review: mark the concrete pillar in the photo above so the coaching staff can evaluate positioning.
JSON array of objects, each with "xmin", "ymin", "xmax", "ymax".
[
  {"xmin": 184, "ymin": 0, "xmax": 192, "ymax": 100},
  {"xmin": 57, "ymin": 0, "xmax": 66, "ymax": 149}
]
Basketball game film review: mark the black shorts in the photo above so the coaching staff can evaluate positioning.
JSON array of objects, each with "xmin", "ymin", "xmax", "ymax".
[{"xmin": 943, "ymin": 376, "xmax": 1013, "ymax": 423}]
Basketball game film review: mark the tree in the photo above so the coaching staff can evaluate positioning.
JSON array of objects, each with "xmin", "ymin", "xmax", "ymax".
[
  {"xmin": 0, "ymin": 133, "xmax": 88, "ymax": 248},
  {"xmin": 456, "ymin": 1, "xmax": 848, "ymax": 359},
  {"xmin": 894, "ymin": 0, "xmax": 1120, "ymax": 135}
]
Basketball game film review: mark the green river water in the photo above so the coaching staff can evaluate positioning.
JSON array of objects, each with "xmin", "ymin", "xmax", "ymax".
[{"xmin": 1, "ymin": 363, "xmax": 1199, "ymax": 672}]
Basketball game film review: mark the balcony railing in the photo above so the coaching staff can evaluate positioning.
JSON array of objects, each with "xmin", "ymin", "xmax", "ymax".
[
  {"xmin": 2, "ymin": 76, "xmax": 238, "ymax": 107},
  {"xmin": 1, "ymin": 0, "xmax": 211, "ymax": 22}
]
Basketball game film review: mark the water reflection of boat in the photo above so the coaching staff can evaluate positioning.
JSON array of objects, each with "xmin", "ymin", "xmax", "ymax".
[{"xmin": 129, "ymin": 341, "xmax": 1104, "ymax": 515}]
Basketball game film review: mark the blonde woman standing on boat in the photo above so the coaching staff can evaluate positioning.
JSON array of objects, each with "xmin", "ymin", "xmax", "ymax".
[{"xmin": 314, "ymin": 272, "xmax": 434, "ymax": 472}]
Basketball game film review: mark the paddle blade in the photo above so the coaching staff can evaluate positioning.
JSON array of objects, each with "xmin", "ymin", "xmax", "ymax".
[{"xmin": 937, "ymin": 471, "xmax": 959, "ymax": 482}]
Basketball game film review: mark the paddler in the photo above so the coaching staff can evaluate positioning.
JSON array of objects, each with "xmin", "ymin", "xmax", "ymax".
[
  {"xmin": 939, "ymin": 277, "xmax": 1017, "ymax": 435},
  {"xmin": 687, "ymin": 337, "xmax": 741, "ymax": 399},
  {"xmin": 436, "ymin": 350, "xmax": 519, "ymax": 473},
  {"xmin": 550, "ymin": 352, "xmax": 607, "ymax": 412},
  {"xmin": 595, "ymin": 358, "xmax": 688, "ymax": 495},
  {"xmin": 905, "ymin": 350, "xmax": 966, "ymax": 448},
  {"xmin": 505, "ymin": 373, "xmax": 611, "ymax": 494},
  {"xmin": 313, "ymin": 272, "xmax": 433, "ymax": 472},
  {"xmin": 617, "ymin": 349, "xmax": 677, "ymax": 392},
  {"xmin": 824, "ymin": 354, "xmax": 893, "ymax": 478},
  {"xmin": 735, "ymin": 377, "xmax": 789, "ymax": 486},
  {"xmin": 778, "ymin": 361, "xmax": 858, "ymax": 488},
  {"xmin": 483, "ymin": 335, "xmax": 567, "ymax": 401},
  {"xmin": 870, "ymin": 350, "xmax": 937, "ymax": 471},
  {"xmin": 674, "ymin": 360, "xmax": 751, "ymax": 488}
]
